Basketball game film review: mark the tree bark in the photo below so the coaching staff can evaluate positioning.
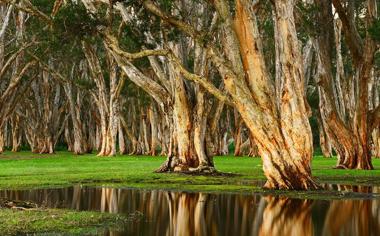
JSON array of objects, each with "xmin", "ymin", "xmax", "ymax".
[{"xmin": 314, "ymin": 0, "xmax": 377, "ymax": 169}]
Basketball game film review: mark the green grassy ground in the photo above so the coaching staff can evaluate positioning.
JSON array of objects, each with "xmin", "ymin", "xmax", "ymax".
[
  {"xmin": 0, "ymin": 208, "xmax": 128, "ymax": 235},
  {"xmin": 0, "ymin": 151, "xmax": 380, "ymax": 192},
  {"xmin": 1, "ymin": 151, "xmax": 380, "ymax": 235}
]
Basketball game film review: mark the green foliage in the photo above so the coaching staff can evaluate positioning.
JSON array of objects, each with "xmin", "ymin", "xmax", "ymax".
[
  {"xmin": 296, "ymin": 2, "xmax": 320, "ymax": 41},
  {"xmin": 158, "ymin": 0, "xmax": 174, "ymax": 11},
  {"xmin": 375, "ymin": 51, "xmax": 380, "ymax": 71},
  {"xmin": 28, "ymin": 1, "xmax": 103, "ymax": 61},
  {"xmin": 369, "ymin": 18, "xmax": 380, "ymax": 42},
  {"xmin": 30, "ymin": 0, "xmax": 55, "ymax": 13},
  {"xmin": 49, "ymin": 2, "xmax": 101, "ymax": 54}
]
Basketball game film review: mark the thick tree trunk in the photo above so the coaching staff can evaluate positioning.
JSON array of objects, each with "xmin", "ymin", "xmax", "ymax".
[
  {"xmin": 228, "ymin": 0, "xmax": 318, "ymax": 189},
  {"xmin": 314, "ymin": 0, "xmax": 376, "ymax": 169},
  {"xmin": 141, "ymin": 0, "xmax": 321, "ymax": 188},
  {"xmin": 193, "ymin": 86, "xmax": 214, "ymax": 169},
  {"xmin": 171, "ymin": 66, "xmax": 197, "ymax": 170}
]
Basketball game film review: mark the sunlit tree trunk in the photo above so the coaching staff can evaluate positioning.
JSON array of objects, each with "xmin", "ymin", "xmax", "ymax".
[
  {"xmin": 148, "ymin": 105, "xmax": 158, "ymax": 156},
  {"xmin": 102, "ymin": 2, "xmax": 216, "ymax": 172},
  {"xmin": 0, "ymin": 126, "xmax": 5, "ymax": 153},
  {"xmin": 314, "ymin": 0, "xmax": 377, "ymax": 169},
  {"xmin": 142, "ymin": 0, "xmax": 319, "ymax": 188},
  {"xmin": 225, "ymin": 0, "xmax": 317, "ymax": 189}
]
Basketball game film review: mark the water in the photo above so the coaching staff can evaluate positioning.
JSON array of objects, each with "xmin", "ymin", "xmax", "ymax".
[{"xmin": 1, "ymin": 185, "xmax": 380, "ymax": 236}]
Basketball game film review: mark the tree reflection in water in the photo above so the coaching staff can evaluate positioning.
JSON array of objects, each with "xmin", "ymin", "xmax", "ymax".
[{"xmin": 1, "ymin": 185, "xmax": 380, "ymax": 236}]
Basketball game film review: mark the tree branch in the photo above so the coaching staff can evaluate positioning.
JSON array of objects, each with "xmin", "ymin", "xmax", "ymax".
[
  {"xmin": 168, "ymin": 52, "xmax": 233, "ymax": 106},
  {"xmin": 142, "ymin": 0, "xmax": 238, "ymax": 98},
  {"xmin": 0, "ymin": 42, "xmax": 34, "ymax": 79},
  {"xmin": 332, "ymin": 0, "xmax": 363, "ymax": 64},
  {"xmin": 0, "ymin": 0, "xmax": 52, "ymax": 25},
  {"xmin": 100, "ymin": 30, "xmax": 169, "ymax": 60},
  {"xmin": 102, "ymin": 36, "xmax": 171, "ymax": 112}
]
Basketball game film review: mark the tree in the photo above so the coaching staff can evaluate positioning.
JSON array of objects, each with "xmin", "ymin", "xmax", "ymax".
[
  {"xmin": 313, "ymin": 0, "xmax": 379, "ymax": 169},
  {"xmin": 140, "ymin": 0, "xmax": 319, "ymax": 189}
]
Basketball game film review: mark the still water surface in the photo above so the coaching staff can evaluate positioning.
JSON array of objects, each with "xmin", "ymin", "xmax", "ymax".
[{"xmin": 1, "ymin": 185, "xmax": 380, "ymax": 236}]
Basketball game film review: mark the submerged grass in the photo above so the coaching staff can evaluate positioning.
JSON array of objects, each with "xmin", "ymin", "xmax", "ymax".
[{"xmin": 0, "ymin": 208, "xmax": 128, "ymax": 235}]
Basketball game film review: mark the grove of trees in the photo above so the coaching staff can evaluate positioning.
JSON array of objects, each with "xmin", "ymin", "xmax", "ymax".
[{"xmin": 0, "ymin": 0, "xmax": 379, "ymax": 190}]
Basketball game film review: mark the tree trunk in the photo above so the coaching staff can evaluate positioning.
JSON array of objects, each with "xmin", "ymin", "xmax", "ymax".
[
  {"xmin": 63, "ymin": 82, "xmax": 87, "ymax": 154},
  {"xmin": 316, "ymin": 109, "xmax": 333, "ymax": 158},
  {"xmin": 226, "ymin": 0, "xmax": 318, "ymax": 189},
  {"xmin": 118, "ymin": 120, "xmax": 127, "ymax": 154},
  {"xmin": 314, "ymin": 0, "xmax": 377, "ymax": 169},
  {"xmin": 10, "ymin": 115, "xmax": 21, "ymax": 152},
  {"xmin": 149, "ymin": 105, "xmax": 158, "ymax": 156},
  {"xmin": 0, "ymin": 125, "xmax": 4, "ymax": 153}
]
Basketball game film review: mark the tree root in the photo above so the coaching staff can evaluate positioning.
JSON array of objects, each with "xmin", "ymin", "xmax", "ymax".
[
  {"xmin": 188, "ymin": 165, "xmax": 217, "ymax": 173},
  {"xmin": 154, "ymin": 161, "xmax": 170, "ymax": 173},
  {"xmin": 334, "ymin": 164, "xmax": 348, "ymax": 169}
]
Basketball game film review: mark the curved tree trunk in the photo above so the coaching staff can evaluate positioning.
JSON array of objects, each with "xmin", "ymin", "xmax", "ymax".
[
  {"xmin": 229, "ymin": 0, "xmax": 318, "ymax": 189},
  {"xmin": 313, "ymin": 0, "xmax": 377, "ymax": 169}
]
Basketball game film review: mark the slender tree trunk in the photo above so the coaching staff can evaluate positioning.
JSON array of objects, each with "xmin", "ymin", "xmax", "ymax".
[
  {"xmin": 233, "ymin": 110, "xmax": 243, "ymax": 157},
  {"xmin": 0, "ymin": 125, "xmax": 4, "ymax": 153},
  {"xmin": 64, "ymin": 83, "xmax": 87, "ymax": 154},
  {"xmin": 106, "ymin": 60, "xmax": 120, "ymax": 156},
  {"xmin": 10, "ymin": 115, "xmax": 21, "ymax": 152},
  {"xmin": 118, "ymin": 120, "xmax": 127, "ymax": 154},
  {"xmin": 149, "ymin": 105, "xmax": 158, "ymax": 156},
  {"xmin": 316, "ymin": 109, "xmax": 333, "ymax": 158}
]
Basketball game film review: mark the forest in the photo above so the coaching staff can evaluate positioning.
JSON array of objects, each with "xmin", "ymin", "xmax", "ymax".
[{"xmin": 0, "ymin": 0, "xmax": 380, "ymax": 235}]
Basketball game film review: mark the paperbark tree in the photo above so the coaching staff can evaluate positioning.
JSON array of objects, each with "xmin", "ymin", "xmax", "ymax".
[
  {"xmin": 82, "ymin": 42, "xmax": 127, "ymax": 156},
  {"xmin": 99, "ymin": 1, "xmax": 219, "ymax": 172},
  {"xmin": 0, "ymin": 3, "xmax": 36, "ymax": 153},
  {"xmin": 143, "ymin": 0, "xmax": 319, "ymax": 189},
  {"xmin": 20, "ymin": 69, "xmax": 67, "ymax": 154},
  {"xmin": 313, "ymin": 0, "xmax": 378, "ymax": 169}
]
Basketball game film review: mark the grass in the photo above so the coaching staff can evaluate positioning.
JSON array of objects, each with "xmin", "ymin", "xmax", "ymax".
[
  {"xmin": 0, "ymin": 151, "xmax": 380, "ymax": 192},
  {"xmin": 0, "ymin": 208, "xmax": 129, "ymax": 235},
  {"xmin": 1, "ymin": 151, "xmax": 380, "ymax": 235}
]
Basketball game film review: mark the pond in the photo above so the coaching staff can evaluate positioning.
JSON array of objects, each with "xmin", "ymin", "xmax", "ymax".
[{"xmin": 1, "ymin": 185, "xmax": 380, "ymax": 236}]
